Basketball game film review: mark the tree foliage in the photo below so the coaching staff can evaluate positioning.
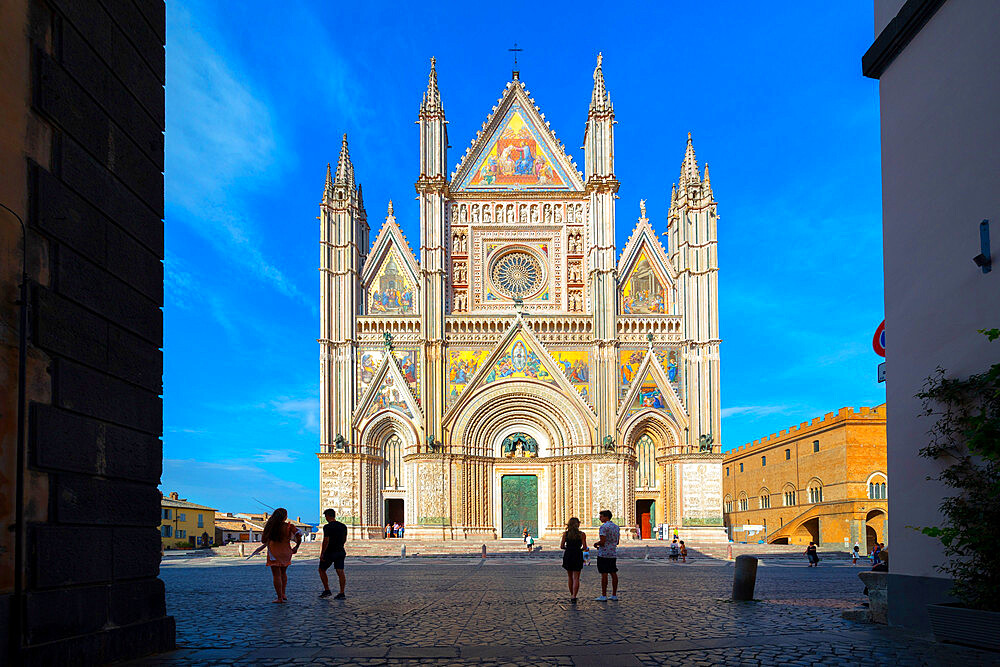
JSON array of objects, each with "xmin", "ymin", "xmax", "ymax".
[{"xmin": 916, "ymin": 328, "xmax": 1000, "ymax": 611}]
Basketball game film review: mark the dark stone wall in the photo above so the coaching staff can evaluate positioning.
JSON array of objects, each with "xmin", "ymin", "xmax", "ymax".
[{"xmin": 2, "ymin": 0, "xmax": 173, "ymax": 663}]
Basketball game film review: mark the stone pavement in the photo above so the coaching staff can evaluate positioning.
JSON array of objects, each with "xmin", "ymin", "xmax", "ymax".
[{"xmin": 127, "ymin": 557, "xmax": 1000, "ymax": 665}]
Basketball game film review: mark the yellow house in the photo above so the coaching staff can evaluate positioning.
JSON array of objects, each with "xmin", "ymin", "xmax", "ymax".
[{"xmin": 160, "ymin": 491, "xmax": 217, "ymax": 548}]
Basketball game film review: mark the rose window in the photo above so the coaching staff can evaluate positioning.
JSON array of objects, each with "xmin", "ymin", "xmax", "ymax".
[{"xmin": 490, "ymin": 250, "xmax": 544, "ymax": 299}]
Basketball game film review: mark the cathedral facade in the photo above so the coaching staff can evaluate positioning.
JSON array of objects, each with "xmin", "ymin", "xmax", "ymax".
[{"xmin": 317, "ymin": 56, "xmax": 724, "ymax": 541}]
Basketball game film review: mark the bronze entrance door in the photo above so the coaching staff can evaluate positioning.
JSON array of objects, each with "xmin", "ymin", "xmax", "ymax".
[{"xmin": 501, "ymin": 475, "xmax": 538, "ymax": 538}]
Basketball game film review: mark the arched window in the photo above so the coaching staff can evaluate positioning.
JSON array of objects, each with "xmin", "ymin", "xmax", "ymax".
[
  {"xmin": 738, "ymin": 493, "xmax": 749, "ymax": 512},
  {"xmin": 867, "ymin": 474, "xmax": 887, "ymax": 500},
  {"xmin": 759, "ymin": 488, "xmax": 771, "ymax": 509},
  {"xmin": 808, "ymin": 481, "xmax": 823, "ymax": 504},
  {"xmin": 783, "ymin": 485, "xmax": 796, "ymax": 506},
  {"xmin": 636, "ymin": 435, "xmax": 658, "ymax": 489},
  {"xmin": 724, "ymin": 495, "xmax": 733, "ymax": 514},
  {"xmin": 384, "ymin": 435, "xmax": 403, "ymax": 489}
]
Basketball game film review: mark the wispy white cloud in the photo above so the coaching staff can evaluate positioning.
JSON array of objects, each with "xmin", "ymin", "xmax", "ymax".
[
  {"xmin": 166, "ymin": 5, "xmax": 309, "ymax": 309},
  {"xmin": 265, "ymin": 395, "xmax": 319, "ymax": 433},
  {"xmin": 721, "ymin": 404, "xmax": 794, "ymax": 419},
  {"xmin": 164, "ymin": 457, "xmax": 309, "ymax": 493},
  {"xmin": 253, "ymin": 449, "xmax": 299, "ymax": 463}
]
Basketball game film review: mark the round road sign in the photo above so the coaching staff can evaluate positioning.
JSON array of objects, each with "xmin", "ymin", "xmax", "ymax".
[{"xmin": 873, "ymin": 320, "xmax": 885, "ymax": 357}]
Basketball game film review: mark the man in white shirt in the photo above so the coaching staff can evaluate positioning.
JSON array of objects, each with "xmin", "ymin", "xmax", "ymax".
[{"xmin": 593, "ymin": 509, "xmax": 620, "ymax": 601}]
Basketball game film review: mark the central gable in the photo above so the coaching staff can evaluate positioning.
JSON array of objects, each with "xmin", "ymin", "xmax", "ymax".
[{"xmin": 452, "ymin": 82, "xmax": 584, "ymax": 192}]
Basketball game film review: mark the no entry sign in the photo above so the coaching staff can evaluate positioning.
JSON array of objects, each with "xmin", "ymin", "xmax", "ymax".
[{"xmin": 873, "ymin": 320, "xmax": 885, "ymax": 357}]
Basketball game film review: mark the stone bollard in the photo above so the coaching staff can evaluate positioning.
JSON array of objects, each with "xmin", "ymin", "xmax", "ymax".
[
  {"xmin": 401, "ymin": 544, "xmax": 406, "ymax": 559},
  {"xmin": 644, "ymin": 546, "xmax": 650, "ymax": 561},
  {"xmin": 732, "ymin": 555, "xmax": 759, "ymax": 601},
  {"xmin": 482, "ymin": 544, "xmax": 487, "ymax": 558}
]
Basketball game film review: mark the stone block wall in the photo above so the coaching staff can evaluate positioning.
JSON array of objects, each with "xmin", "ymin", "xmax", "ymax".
[{"xmin": 0, "ymin": 0, "xmax": 172, "ymax": 663}]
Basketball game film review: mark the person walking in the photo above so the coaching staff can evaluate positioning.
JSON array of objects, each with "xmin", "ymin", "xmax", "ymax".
[
  {"xmin": 669, "ymin": 539, "xmax": 680, "ymax": 562},
  {"xmin": 679, "ymin": 540, "xmax": 688, "ymax": 563},
  {"xmin": 805, "ymin": 541, "xmax": 819, "ymax": 567},
  {"xmin": 594, "ymin": 510, "xmax": 620, "ymax": 601},
  {"xmin": 525, "ymin": 531, "xmax": 535, "ymax": 553},
  {"xmin": 261, "ymin": 508, "xmax": 302, "ymax": 603},
  {"xmin": 852, "ymin": 544, "xmax": 861, "ymax": 565},
  {"xmin": 560, "ymin": 517, "xmax": 587, "ymax": 603},
  {"xmin": 319, "ymin": 508, "xmax": 348, "ymax": 599}
]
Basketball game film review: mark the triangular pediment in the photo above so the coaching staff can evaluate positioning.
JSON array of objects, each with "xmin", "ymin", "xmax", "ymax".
[
  {"xmin": 451, "ymin": 81, "xmax": 584, "ymax": 192},
  {"xmin": 354, "ymin": 353, "xmax": 421, "ymax": 427},
  {"xmin": 361, "ymin": 213, "xmax": 419, "ymax": 316},
  {"xmin": 617, "ymin": 350, "xmax": 688, "ymax": 430},
  {"xmin": 617, "ymin": 218, "xmax": 675, "ymax": 316},
  {"xmin": 443, "ymin": 317, "xmax": 595, "ymax": 423}
]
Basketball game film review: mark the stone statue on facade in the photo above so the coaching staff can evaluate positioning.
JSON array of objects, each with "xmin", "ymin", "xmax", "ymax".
[
  {"xmin": 698, "ymin": 433, "xmax": 714, "ymax": 452},
  {"xmin": 383, "ymin": 331, "xmax": 393, "ymax": 350},
  {"xmin": 602, "ymin": 435, "xmax": 615, "ymax": 452},
  {"xmin": 426, "ymin": 435, "xmax": 438, "ymax": 453},
  {"xmin": 640, "ymin": 198, "xmax": 646, "ymax": 219},
  {"xmin": 334, "ymin": 433, "xmax": 347, "ymax": 452}
]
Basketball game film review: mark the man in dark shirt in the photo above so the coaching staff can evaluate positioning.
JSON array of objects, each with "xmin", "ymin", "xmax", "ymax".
[{"xmin": 318, "ymin": 508, "xmax": 348, "ymax": 599}]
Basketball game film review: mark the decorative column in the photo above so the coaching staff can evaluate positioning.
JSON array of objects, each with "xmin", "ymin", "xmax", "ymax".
[{"xmin": 584, "ymin": 53, "xmax": 620, "ymax": 449}]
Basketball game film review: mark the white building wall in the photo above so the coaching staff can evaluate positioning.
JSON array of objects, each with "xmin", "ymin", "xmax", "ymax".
[{"xmin": 873, "ymin": 0, "xmax": 1000, "ymax": 630}]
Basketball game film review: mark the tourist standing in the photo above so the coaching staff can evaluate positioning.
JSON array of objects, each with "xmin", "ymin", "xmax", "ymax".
[
  {"xmin": 669, "ymin": 539, "xmax": 679, "ymax": 562},
  {"xmin": 679, "ymin": 540, "xmax": 688, "ymax": 563},
  {"xmin": 392, "ymin": 522, "xmax": 400, "ymax": 538},
  {"xmin": 319, "ymin": 508, "xmax": 348, "ymax": 599},
  {"xmin": 805, "ymin": 541, "xmax": 819, "ymax": 567},
  {"xmin": 594, "ymin": 510, "xmax": 620, "ymax": 601},
  {"xmin": 560, "ymin": 517, "xmax": 587, "ymax": 603},
  {"xmin": 398, "ymin": 523, "xmax": 405, "ymax": 539},
  {"xmin": 852, "ymin": 544, "xmax": 861, "ymax": 565},
  {"xmin": 261, "ymin": 508, "xmax": 302, "ymax": 603},
  {"xmin": 385, "ymin": 523, "xmax": 392, "ymax": 539}
]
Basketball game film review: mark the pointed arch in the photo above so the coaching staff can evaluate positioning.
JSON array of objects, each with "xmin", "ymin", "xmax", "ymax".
[
  {"xmin": 617, "ymin": 350, "xmax": 688, "ymax": 430},
  {"xmin": 449, "ymin": 379, "xmax": 596, "ymax": 457},
  {"xmin": 361, "ymin": 213, "xmax": 420, "ymax": 316},
  {"xmin": 354, "ymin": 354, "xmax": 422, "ymax": 431},
  {"xmin": 450, "ymin": 80, "xmax": 584, "ymax": 192}
]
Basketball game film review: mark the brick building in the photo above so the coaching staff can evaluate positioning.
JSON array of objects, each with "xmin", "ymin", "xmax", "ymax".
[
  {"xmin": 722, "ymin": 406, "xmax": 887, "ymax": 551},
  {"xmin": 0, "ymin": 0, "xmax": 170, "ymax": 662}
]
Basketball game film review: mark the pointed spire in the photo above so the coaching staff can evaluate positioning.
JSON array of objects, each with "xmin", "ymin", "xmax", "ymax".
[
  {"xmin": 679, "ymin": 132, "xmax": 700, "ymax": 186},
  {"xmin": 335, "ymin": 133, "xmax": 353, "ymax": 187},
  {"xmin": 590, "ymin": 52, "xmax": 611, "ymax": 113},
  {"xmin": 386, "ymin": 199, "xmax": 394, "ymax": 219},
  {"xmin": 356, "ymin": 184, "xmax": 364, "ymax": 210},
  {"xmin": 323, "ymin": 162, "xmax": 333, "ymax": 199},
  {"xmin": 421, "ymin": 56, "xmax": 443, "ymax": 114},
  {"xmin": 702, "ymin": 164, "xmax": 712, "ymax": 195}
]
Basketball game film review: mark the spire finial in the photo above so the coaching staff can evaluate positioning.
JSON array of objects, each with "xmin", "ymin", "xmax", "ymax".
[
  {"xmin": 387, "ymin": 200, "xmax": 394, "ymax": 217},
  {"xmin": 421, "ymin": 56, "xmax": 443, "ymax": 113},
  {"xmin": 323, "ymin": 162, "xmax": 333, "ymax": 198},
  {"xmin": 509, "ymin": 43, "xmax": 523, "ymax": 80},
  {"xmin": 590, "ymin": 52, "xmax": 610, "ymax": 112},
  {"xmin": 639, "ymin": 198, "xmax": 647, "ymax": 220},
  {"xmin": 335, "ymin": 133, "xmax": 353, "ymax": 186},
  {"xmin": 679, "ymin": 132, "xmax": 700, "ymax": 186}
]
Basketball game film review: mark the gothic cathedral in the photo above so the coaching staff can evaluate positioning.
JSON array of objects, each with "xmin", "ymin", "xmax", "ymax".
[{"xmin": 317, "ymin": 56, "xmax": 724, "ymax": 541}]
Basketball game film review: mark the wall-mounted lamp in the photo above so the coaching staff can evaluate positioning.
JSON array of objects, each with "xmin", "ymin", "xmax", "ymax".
[{"xmin": 973, "ymin": 219, "xmax": 991, "ymax": 273}]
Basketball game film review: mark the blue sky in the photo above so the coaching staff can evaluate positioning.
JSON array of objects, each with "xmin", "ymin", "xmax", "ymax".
[{"xmin": 162, "ymin": 2, "xmax": 885, "ymax": 522}]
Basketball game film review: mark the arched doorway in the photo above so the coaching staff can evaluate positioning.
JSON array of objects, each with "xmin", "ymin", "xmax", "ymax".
[{"xmin": 866, "ymin": 509, "xmax": 886, "ymax": 552}]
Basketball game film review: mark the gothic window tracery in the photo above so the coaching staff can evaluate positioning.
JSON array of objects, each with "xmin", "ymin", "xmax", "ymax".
[
  {"xmin": 490, "ymin": 250, "xmax": 544, "ymax": 299},
  {"xmin": 636, "ymin": 434, "xmax": 658, "ymax": 489},
  {"xmin": 383, "ymin": 434, "xmax": 403, "ymax": 489}
]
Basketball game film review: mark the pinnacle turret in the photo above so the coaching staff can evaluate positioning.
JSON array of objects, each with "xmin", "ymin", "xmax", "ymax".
[
  {"xmin": 387, "ymin": 200, "xmax": 394, "ymax": 219},
  {"xmin": 589, "ymin": 52, "xmax": 611, "ymax": 113},
  {"xmin": 679, "ymin": 132, "xmax": 700, "ymax": 186},
  {"xmin": 420, "ymin": 56, "xmax": 443, "ymax": 114},
  {"xmin": 335, "ymin": 133, "xmax": 354, "ymax": 187},
  {"xmin": 323, "ymin": 162, "xmax": 333, "ymax": 199}
]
